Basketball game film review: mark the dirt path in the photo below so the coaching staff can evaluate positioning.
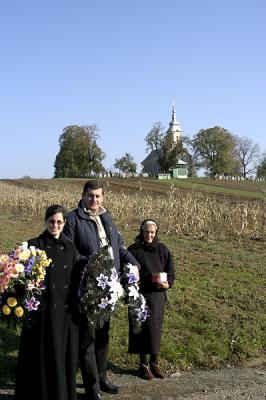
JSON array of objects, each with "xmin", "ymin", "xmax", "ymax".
[{"xmin": 1, "ymin": 366, "xmax": 265, "ymax": 400}]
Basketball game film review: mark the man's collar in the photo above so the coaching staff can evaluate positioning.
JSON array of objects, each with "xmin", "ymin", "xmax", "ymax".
[{"xmin": 83, "ymin": 206, "xmax": 106, "ymax": 217}]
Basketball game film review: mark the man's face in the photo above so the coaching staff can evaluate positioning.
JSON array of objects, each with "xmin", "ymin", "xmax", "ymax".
[{"xmin": 82, "ymin": 188, "xmax": 104, "ymax": 214}]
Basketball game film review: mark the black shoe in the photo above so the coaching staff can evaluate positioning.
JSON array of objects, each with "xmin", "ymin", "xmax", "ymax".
[
  {"xmin": 85, "ymin": 393, "xmax": 102, "ymax": 400},
  {"xmin": 100, "ymin": 379, "xmax": 119, "ymax": 394}
]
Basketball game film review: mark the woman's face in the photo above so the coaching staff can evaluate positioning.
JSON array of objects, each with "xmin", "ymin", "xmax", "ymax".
[
  {"xmin": 142, "ymin": 224, "xmax": 157, "ymax": 244},
  {"xmin": 46, "ymin": 212, "xmax": 65, "ymax": 238}
]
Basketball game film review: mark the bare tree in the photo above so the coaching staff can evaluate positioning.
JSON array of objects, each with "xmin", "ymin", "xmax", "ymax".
[{"xmin": 234, "ymin": 136, "xmax": 260, "ymax": 178}]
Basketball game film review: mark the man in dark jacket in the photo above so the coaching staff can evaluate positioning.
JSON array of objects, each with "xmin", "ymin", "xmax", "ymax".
[{"xmin": 63, "ymin": 180, "xmax": 139, "ymax": 400}]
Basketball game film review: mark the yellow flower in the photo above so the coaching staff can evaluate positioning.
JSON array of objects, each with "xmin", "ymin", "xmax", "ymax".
[
  {"xmin": 19, "ymin": 249, "xmax": 31, "ymax": 261},
  {"xmin": 0, "ymin": 254, "xmax": 9, "ymax": 263},
  {"xmin": 2, "ymin": 304, "xmax": 11, "ymax": 315},
  {"xmin": 29, "ymin": 246, "xmax": 36, "ymax": 256},
  {"xmin": 15, "ymin": 306, "xmax": 24, "ymax": 318},
  {"xmin": 7, "ymin": 297, "xmax": 17, "ymax": 307}
]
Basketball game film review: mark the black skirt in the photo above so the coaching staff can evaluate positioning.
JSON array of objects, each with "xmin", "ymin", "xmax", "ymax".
[{"xmin": 128, "ymin": 291, "xmax": 166, "ymax": 355}]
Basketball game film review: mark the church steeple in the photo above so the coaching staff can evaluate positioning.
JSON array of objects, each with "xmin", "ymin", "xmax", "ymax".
[{"xmin": 168, "ymin": 101, "xmax": 183, "ymax": 142}]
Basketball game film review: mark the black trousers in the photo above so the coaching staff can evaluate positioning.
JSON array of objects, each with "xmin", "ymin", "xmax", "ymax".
[{"xmin": 79, "ymin": 318, "xmax": 110, "ymax": 396}]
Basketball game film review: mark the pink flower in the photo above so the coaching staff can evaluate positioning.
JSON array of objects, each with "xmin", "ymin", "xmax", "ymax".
[{"xmin": 25, "ymin": 297, "xmax": 40, "ymax": 311}]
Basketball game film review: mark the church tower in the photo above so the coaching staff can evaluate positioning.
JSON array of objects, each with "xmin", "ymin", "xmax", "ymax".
[{"xmin": 167, "ymin": 101, "xmax": 183, "ymax": 143}]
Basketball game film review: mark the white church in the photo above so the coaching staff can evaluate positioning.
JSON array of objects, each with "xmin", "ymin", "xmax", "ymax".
[{"xmin": 141, "ymin": 103, "xmax": 189, "ymax": 178}]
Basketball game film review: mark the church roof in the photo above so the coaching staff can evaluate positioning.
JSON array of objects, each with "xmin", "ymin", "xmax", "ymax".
[{"xmin": 177, "ymin": 159, "xmax": 187, "ymax": 165}]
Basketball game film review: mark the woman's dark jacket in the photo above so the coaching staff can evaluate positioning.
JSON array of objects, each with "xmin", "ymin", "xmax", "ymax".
[
  {"xmin": 127, "ymin": 240, "xmax": 175, "ymax": 354},
  {"xmin": 15, "ymin": 230, "xmax": 81, "ymax": 400},
  {"xmin": 63, "ymin": 200, "xmax": 139, "ymax": 270}
]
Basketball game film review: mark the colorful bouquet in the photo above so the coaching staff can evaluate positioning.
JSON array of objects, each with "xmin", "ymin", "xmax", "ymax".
[
  {"xmin": 121, "ymin": 263, "xmax": 148, "ymax": 334},
  {"xmin": 0, "ymin": 242, "xmax": 52, "ymax": 326},
  {"xmin": 79, "ymin": 248, "xmax": 148, "ymax": 332}
]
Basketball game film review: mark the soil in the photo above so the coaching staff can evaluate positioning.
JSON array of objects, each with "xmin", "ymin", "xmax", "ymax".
[{"xmin": 1, "ymin": 364, "xmax": 265, "ymax": 400}]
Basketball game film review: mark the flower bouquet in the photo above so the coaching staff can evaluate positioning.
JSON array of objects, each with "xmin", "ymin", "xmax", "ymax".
[
  {"xmin": 0, "ymin": 242, "xmax": 52, "ymax": 326},
  {"xmin": 121, "ymin": 263, "xmax": 148, "ymax": 334},
  {"xmin": 79, "ymin": 247, "xmax": 125, "ymax": 328},
  {"xmin": 79, "ymin": 248, "xmax": 148, "ymax": 333}
]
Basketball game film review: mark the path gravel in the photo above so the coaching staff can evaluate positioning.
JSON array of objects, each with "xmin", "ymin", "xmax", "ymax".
[{"xmin": 1, "ymin": 366, "xmax": 265, "ymax": 400}]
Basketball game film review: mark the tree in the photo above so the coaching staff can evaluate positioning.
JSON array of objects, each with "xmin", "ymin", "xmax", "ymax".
[
  {"xmin": 192, "ymin": 126, "xmax": 237, "ymax": 178},
  {"xmin": 234, "ymin": 136, "xmax": 260, "ymax": 178},
  {"xmin": 114, "ymin": 153, "xmax": 137, "ymax": 174},
  {"xmin": 145, "ymin": 122, "xmax": 165, "ymax": 153},
  {"xmin": 257, "ymin": 153, "xmax": 266, "ymax": 179},
  {"xmin": 54, "ymin": 125, "xmax": 106, "ymax": 178}
]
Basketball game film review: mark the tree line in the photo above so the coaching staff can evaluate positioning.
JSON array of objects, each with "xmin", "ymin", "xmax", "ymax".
[{"xmin": 53, "ymin": 124, "xmax": 266, "ymax": 179}]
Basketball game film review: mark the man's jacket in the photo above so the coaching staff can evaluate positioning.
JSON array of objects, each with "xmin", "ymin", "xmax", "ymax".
[{"xmin": 63, "ymin": 200, "xmax": 138, "ymax": 271}]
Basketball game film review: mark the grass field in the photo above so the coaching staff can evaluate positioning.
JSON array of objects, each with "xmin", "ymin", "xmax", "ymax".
[{"xmin": 0, "ymin": 177, "xmax": 265, "ymax": 386}]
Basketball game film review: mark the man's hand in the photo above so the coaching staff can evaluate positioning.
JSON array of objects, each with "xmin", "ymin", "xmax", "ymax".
[{"xmin": 130, "ymin": 265, "xmax": 140, "ymax": 282}]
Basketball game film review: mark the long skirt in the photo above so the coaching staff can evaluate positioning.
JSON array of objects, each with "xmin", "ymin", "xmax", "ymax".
[
  {"xmin": 15, "ymin": 308, "xmax": 79, "ymax": 400},
  {"xmin": 128, "ymin": 291, "xmax": 166, "ymax": 354}
]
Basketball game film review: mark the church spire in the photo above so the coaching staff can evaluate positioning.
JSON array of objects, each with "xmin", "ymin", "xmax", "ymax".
[
  {"xmin": 168, "ymin": 101, "xmax": 183, "ymax": 142},
  {"xmin": 172, "ymin": 101, "xmax": 177, "ymax": 124}
]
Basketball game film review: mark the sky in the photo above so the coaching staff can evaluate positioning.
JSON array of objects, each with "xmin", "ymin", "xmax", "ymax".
[{"xmin": 1, "ymin": 0, "xmax": 266, "ymax": 178}]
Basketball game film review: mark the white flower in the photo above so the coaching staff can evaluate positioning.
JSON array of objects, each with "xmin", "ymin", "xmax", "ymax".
[
  {"xmin": 108, "ymin": 279, "xmax": 124, "ymax": 298},
  {"xmin": 26, "ymin": 281, "xmax": 35, "ymax": 290},
  {"xmin": 15, "ymin": 263, "xmax": 25, "ymax": 273},
  {"xmin": 20, "ymin": 242, "xmax": 28, "ymax": 251},
  {"xmin": 128, "ymin": 285, "xmax": 139, "ymax": 301},
  {"xmin": 96, "ymin": 273, "xmax": 109, "ymax": 289},
  {"xmin": 108, "ymin": 291, "xmax": 119, "ymax": 305}
]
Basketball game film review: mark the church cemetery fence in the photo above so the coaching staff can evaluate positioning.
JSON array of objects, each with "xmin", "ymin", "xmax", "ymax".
[{"xmin": 0, "ymin": 180, "xmax": 265, "ymax": 242}]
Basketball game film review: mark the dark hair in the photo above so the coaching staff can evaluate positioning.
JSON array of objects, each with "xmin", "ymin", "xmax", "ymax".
[
  {"xmin": 83, "ymin": 180, "xmax": 105, "ymax": 194},
  {"xmin": 45, "ymin": 204, "xmax": 67, "ymax": 221}
]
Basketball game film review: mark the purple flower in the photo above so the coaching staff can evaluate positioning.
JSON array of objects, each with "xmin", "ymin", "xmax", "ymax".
[
  {"xmin": 24, "ymin": 256, "xmax": 35, "ymax": 273},
  {"xmin": 127, "ymin": 273, "xmax": 138, "ymax": 284},
  {"xmin": 111, "ymin": 268, "xmax": 118, "ymax": 280},
  {"xmin": 25, "ymin": 296, "xmax": 40, "ymax": 311},
  {"xmin": 135, "ymin": 307, "xmax": 148, "ymax": 322},
  {"xmin": 96, "ymin": 273, "xmax": 109, "ymax": 289},
  {"xmin": 39, "ymin": 281, "xmax": 46, "ymax": 290},
  {"xmin": 98, "ymin": 297, "xmax": 109, "ymax": 309}
]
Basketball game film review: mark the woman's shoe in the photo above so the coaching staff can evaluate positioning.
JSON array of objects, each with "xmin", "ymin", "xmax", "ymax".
[
  {"xmin": 150, "ymin": 363, "xmax": 166, "ymax": 379},
  {"xmin": 138, "ymin": 363, "xmax": 154, "ymax": 380}
]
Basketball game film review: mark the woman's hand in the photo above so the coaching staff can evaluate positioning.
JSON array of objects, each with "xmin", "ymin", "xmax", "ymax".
[{"xmin": 157, "ymin": 282, "xmax": 169, "ymax": 289}]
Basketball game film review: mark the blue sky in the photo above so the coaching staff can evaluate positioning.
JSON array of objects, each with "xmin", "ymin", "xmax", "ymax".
[{"xmin": 1, "ymin": 0, "xmax": 265, "ymax": 178}]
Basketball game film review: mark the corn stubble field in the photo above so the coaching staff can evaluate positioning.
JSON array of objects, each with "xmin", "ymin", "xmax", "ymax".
[{"xmin": 0, "ymin": 178, "xmax": 265, "ymax": 386}]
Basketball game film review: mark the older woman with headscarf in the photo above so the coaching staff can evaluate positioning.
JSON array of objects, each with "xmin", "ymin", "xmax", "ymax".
[{"xmin": 127, "ymin": 219, "xmax": 176, "ymax": 380}]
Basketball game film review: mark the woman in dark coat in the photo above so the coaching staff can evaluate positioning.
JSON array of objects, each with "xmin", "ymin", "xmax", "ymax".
[
  {"xmin": 128, "ymin": 219, "xmax": 175, "ymax": 380},
  {"xmin": 15, "ymin": 205, "xmax": 81, "ymax": 400}
]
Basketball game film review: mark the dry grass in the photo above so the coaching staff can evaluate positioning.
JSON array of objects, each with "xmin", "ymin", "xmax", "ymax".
[{"xmin": 0, "ymin": 180, "xmax": 265, "ymax": 241}]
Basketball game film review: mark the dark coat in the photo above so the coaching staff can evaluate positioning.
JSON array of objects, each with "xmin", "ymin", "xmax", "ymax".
[
  {"xmin": 63, "ymin": 201, "xmax": 139, "ymax": 393},
  {"xmin": 127, "ymin": 240, "xmax": 175, "ymax": 355},
  {"xmin": 63, "ymin": 201, "xmax": 139, "ymax": 271},
  {"xmin": 15, "ymin": 231, "xmax": 81, "ymax": 400}
]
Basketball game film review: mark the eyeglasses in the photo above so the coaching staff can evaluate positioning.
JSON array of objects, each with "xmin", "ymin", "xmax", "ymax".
[{"xmin": 47, "ymin": 219, "xmax": 65, "ymax": 226}]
